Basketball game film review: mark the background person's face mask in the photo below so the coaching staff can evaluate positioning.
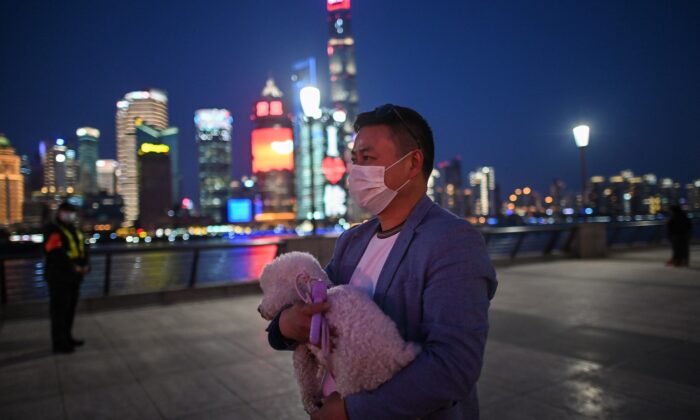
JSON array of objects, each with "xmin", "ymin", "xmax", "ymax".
[{"xmin": 347, "ymin": 151, "xmax": 415, "ymax": 215}]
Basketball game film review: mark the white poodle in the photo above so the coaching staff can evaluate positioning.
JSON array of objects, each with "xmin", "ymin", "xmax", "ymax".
[{"xmin": 258, "ymin": 251, "xmax": 421, "ymax": 413}]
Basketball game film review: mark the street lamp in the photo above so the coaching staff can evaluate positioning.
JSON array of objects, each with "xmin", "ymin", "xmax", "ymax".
[
  {"xmin": 300, "ymin": 86, "xmax": 322, "ymax": 235},
  {"xmin": 572, "ymin": 124, "xmax": 590, "ymax": 211}
]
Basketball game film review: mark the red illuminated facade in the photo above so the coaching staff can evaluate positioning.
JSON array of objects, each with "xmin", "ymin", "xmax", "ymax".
[{"xmin": 250, "ymin": 78, "xmax": 296, "ymax": 221}]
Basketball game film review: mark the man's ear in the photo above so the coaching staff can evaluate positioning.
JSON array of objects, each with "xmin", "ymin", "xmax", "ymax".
[{"xmin": 410, "ymin": 150, "xmax": 424, "ymax": 178}]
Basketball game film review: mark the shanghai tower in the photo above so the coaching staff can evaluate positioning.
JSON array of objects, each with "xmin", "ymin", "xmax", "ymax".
[{"xmin": 326, "ymin": 0, "xmax": 358, "ymax": 143}]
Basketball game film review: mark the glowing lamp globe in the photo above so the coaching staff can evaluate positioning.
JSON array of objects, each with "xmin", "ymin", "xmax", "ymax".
[{"xmin": 573, "ymin": 125, "xmax": 590, "ymax": 148}]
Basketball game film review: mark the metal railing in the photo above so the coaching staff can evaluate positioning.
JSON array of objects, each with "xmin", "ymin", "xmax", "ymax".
[
  {"xmin": 1, "ymin": 220, "xmax": 698, "ymax": 306},
  {"xmin": 0, "ymin": 239, "xmax": 282, "ymax": 305}
]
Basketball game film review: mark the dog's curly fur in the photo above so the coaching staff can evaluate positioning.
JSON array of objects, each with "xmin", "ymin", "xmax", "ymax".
[{"xmin": 259, "ymin": 252, "xmax": 421, "ymax": 413}]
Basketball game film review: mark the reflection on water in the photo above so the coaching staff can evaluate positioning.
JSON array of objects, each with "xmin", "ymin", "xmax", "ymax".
[{"xmin": 3, "ymin": 245, "xmax": 279, "ymax": 303}]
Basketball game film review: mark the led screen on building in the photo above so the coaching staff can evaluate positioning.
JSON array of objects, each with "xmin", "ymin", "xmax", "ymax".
[
  {"xmin": 251, "ymin": 128, "xmax": 294, "ymax": 173},
  {"xmin": 227, "ymin": 198, "xmax": 253, "ymax": 223}
]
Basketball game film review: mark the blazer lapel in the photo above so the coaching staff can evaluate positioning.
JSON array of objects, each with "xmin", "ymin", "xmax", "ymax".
[{"xmin": 373, "ymin": 196, "xmax": 435, "ymax": 307}]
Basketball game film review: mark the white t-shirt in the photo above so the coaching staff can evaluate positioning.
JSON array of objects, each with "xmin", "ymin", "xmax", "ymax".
[
  {"xmin": 323, "ymin": 230, "xmax": 400, "ymax": 396},
  {"xmin": 349, "ymin": 232, "xmax": 400, "ymax": 298}
]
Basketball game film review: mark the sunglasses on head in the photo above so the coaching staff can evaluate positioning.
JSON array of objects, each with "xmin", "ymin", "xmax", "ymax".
[{"xmin": 374, "ymin": 104, "xmax": 422, "ymax": 150}]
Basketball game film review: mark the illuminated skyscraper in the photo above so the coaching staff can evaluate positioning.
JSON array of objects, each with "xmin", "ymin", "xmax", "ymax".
[
  {"xmin": 42, "ymin": 139, "xmax": 77, "ymax": 195},
  {"xmin": 136, "ymin": 122, "xmax": 180, "ymax": 204},
  {"xmin": 251, "ymin": 78, "xmax": 295, "ymax": 222},
  {"xmin": 326, "ymin": 0, "xmax": 359, "ymax": 141},
  {"xmin": 137, "ymin": 142, "xmax": 172, "ymax": 229},
  {"xmin": 469, "ymin": 167, "xmax": 498, "ymax": 216},
  {"xmin": 96, "ymin": 159, "xmax": 118, "ymax": 195},
  {"xmin": 77, "ymin": 127, "xmax": 99, "ymax": 195},
  {"xmin": 0, "ymin": 135, "xmax": 24, "ymax": 225},
  {"xmin": 195, "ymin": 108, "xmax": 232, "ymax": 223},
  {"xmin": 116, "ymin": 89, "xmax": 168, "ymax": 226}
]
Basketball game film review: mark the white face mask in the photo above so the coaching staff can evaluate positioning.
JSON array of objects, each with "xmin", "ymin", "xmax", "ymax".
[{"xmin": 347, "ymin": 151, "xmax": 415, "ymax": 215}]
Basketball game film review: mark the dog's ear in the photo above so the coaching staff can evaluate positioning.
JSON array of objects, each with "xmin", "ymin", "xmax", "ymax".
[{"xmin": 295, "ymin": 271, "xmax": 312, "ymax": 301}]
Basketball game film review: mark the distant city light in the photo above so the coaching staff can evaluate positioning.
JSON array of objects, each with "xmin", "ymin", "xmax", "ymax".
[
  {"xmin": 300, "ymin": 86, "xmax": 322, "ymax": 119},
  {"xmin": 56, "ymin": 138, "xmax": 65, "ymax": 145},
  {"xmin": 332, "ymin": 109, "xmax": 347, "ymax": 123},
  {"xmin": 55, "ymin": 154, "xmax": 66, "ymax": 163}
]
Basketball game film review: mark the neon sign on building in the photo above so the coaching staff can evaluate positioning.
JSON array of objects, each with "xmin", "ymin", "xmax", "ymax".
[
  {"xmin": 251, "ymin": 128, "xmax": 294, "ymax": 173},
  {"xmin": 327, "ymin": 0, "xmax": 350, "ymax": 12}
]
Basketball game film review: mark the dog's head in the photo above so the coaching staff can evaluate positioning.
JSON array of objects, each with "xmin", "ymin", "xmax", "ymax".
[{"xmin": 257, "ymin": 251, "xmax": 331, "ymax": 320}]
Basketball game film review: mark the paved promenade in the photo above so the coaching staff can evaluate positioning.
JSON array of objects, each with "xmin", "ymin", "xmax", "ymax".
[{"xmin": 1, "ymin": 246, "xmax": 699, "ymax": 419}]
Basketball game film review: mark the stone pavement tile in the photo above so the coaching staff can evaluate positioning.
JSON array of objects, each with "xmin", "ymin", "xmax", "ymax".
[
  {"xmin": 615, "ymin": 340, "xmax": 700, "ymax": 388},
  {"xmin": 578, "ymin": 367, "xmax": 700, "ymax": 416},
  {"xmin": 211, "ymin": 359, "xmax": 297, "ymax": 403},
  {"xmin": 480, "ymin": 395, "xmax": 590, "ymax": 420},
  {"xmin": 0, "ymin": 395, "xmax": 65, "ymax": 420},
  {"xmin": 480, "ymin": 341, "xmax": 601, "ymax": 393},
  {"xmin": 477, "ymin": 381, "xmax": 518, "ymax": 409},
  {"xmin": 63, "ymin": 383, "xmax": 161, "ymax": 420},
  {"xmin": 141, "ymin": 369, "xmax": 241, "ymax": 419},
  {"xmin": 231, "ymin": 329, "xmax": 282, "ymax": 360},
  {"xmin": 170, "ymin": 403, "xmax": 260, "ymax": 420},
  {"xmin": 247, "ymin": 390, "xmax": 307, "ymax": 420},
  {"xmin": 177, "ymin": 338, "xmax": 259, "ymax": 369},
  {"xmin": 0, "ymin": 357, "xmax": 60, "ymax": 405},
  {"xmin": 118, "ymin": 344, "xmax": 199, "ymax": 380},
  {"xmin": 56, "ymin": 351, "xmax": 135, "ymax": 394},
  {"xmin": 525, "ymin": 377, "xmax": 698, "ymax": 419},
  {"xmin": 263, "ymin": 351, "xmax": 295, "ymax": 376}
]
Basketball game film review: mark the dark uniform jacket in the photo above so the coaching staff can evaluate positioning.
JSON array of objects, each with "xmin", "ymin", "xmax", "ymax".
[{"xmin": 44, "ymin": 221, "xmax": 89, "ymax": 282}]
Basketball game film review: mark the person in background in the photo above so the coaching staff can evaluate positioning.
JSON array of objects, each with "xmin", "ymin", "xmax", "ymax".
[
  {"xmin": 44, "ymin": 201, "xmax": 89, "ymax": 354},
  {"xmin": 666, "ymin": 205, "xmax": 692, "ymax": 267}
]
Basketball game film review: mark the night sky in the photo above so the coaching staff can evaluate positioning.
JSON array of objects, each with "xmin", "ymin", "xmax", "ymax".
[{"xmin": 1, "ymin": 0, "xmax": 698, "ymax": 203}]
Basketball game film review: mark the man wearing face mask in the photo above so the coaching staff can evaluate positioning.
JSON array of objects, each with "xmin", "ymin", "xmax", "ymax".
[
  {"xmin": 267, "ymin": 104, "xmax": 497, "ymax": 419},
  {"xmin": 44, "ymin": 201, "xmax": 89, "ymax": 354}
]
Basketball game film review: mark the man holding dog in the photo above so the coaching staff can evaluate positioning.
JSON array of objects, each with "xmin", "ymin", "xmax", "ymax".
[{"xmin": 267, "ymin": 104, "xmax": 497, "ymax": 419}]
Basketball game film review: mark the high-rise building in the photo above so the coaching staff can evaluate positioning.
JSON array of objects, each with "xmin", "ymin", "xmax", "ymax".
[
  {"xmin": 135, "ymin": 122, "xmax": 180, "ymax": 205},
  {"xmin": 326, "ymin": 0, "xmax": 359, "ymax": 140},
  {"xmin": 435, "ymin": 157, "xmax": 465, "ymax": 216},
  {"xmin": 195, "ymin": 108, "xmax": 232, "ymax": 223},
  {"xmin": 295, "ymin": 107, "xmax": 348, "ymax": 222},
  {"xmin": 20, "ymin": 154, "xmax": 31, "ymax": 200},
  {"xmin": 116, "ymin": 89, "xmax": 168, "ymax": 226},
  {"xmin": 77, "ymin": 127, "xmax": 100, "ymax": 195},
  {"xmin": 686, "ymin": 180, "xmax": 700, "ymax": 212},
  {"xmin": 469, "ymin": 167, "xmax": 497, "ymax": 216},
  {"xmin": 251, "ymin": 78, "xmax": 296, "ymax": 223},
  {"xmin": 42, "ymin": 139, "xmax": 78, "ymax": 195},
  {"xmin": 0, "ymin": 135, "xmax": 24, "ymax": 226},
  {"xmin": 138, "ymin": 141, "xmax": 172, "ymax": 229},
  {"xmin": 96, "ymin": 159, "xmax": 119, "ymax": 195}
]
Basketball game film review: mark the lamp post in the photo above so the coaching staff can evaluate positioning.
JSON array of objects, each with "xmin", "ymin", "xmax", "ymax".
[
  {"xmin": 300, "ymin": 86, "xmax": 322, "ymax": 235},
  {"xmin": 572, "ymin": 125, "xmax": 590, "ymax": 212}
]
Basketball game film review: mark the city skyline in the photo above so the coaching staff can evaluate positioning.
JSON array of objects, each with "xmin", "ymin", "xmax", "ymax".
[{"xmin": 1, "ymin": 0, "xmax": 699, "ymax": 201}]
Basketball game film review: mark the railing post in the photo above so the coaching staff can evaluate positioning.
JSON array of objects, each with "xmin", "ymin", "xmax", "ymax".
[
  {"xmin": 189, "ymin": 248, "xmax": 200, "ymax": 288},
  {"xmin": 510, "ymin": 233, "xmax": 527, "ymax": 259},
  {"xmin": 544, "ymin": 230, "xmax": 561, "ymax": 255},
  {"xmin": 275, "ymin": 240, "xmax": 288, "ymax": 258},
  {"xmin": 0, "ymin": 259, "xmax": 7, "ymax": 305},
  {"xmin": 103, "ymin": 253, "xmax": 112, "ymax": 297}
]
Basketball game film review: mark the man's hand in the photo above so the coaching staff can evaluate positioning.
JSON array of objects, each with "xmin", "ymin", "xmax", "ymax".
[
  {"xmin": 311, "ymin": 393, "xmax": 348, "ymax": 420},
  {"xmin": 279, "ymin": 301, "xmax": 330, "ymax": 343}
]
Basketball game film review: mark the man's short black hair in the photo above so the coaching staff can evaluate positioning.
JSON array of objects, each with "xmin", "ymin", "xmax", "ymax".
[{"xmin": 353, "ymin": 104, "xmax": 435, "ymax": 180}]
